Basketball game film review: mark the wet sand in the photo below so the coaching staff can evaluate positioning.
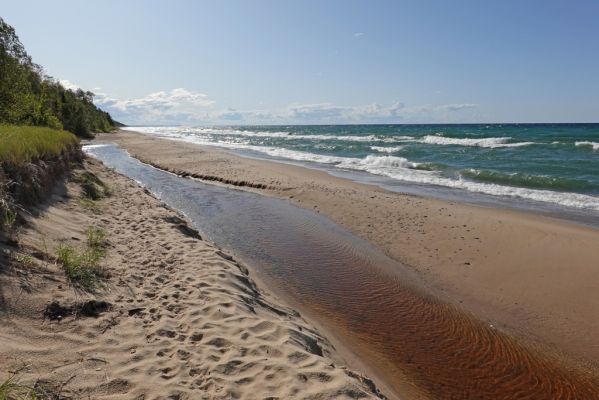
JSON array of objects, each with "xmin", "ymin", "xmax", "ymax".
[{"xmin": 96, "ymin": 130, "xmax": 599, "ymax": 369}]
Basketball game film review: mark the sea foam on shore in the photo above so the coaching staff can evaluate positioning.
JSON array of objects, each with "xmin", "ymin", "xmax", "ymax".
[{"xmin": 123, "ymin": 125, "xmax": 599, "ymax": 211}]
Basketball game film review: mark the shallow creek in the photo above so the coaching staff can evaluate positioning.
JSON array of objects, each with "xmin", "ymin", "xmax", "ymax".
[{"xmin": 85, "ymin": 144, "xmax": 599, "ymax": 400}]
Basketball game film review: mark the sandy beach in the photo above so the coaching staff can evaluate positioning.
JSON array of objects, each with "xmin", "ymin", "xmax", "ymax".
[
  {"xmin": 97, "ymin": 129, "xmax": 599, "ymax": 370},
  {"xmin": 0, "ymin": 158, "xmax": 385, "ymax": 399},
  {"xmin": 3, "ymin": 3, "xmax": 599, "ymax": 399},
  {"xmin": 0, "ymin": 132, "xmax": 597, "ymax": 399}
]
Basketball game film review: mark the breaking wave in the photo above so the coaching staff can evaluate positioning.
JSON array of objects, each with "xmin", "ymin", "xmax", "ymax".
[
  {"xmin": 125, "ymin": 126, "xmax": 599, "ymax": 211},
  {"xmin": 420, "ymin": 135, "xmax": 535, "ymax": 148},
  {"xmin": 575, "ymin": 141, "xmax": 599, "ymax": 151},
  {"xmin": 370, "ymin": 145, "xmax": 404, "ymax": 153}
]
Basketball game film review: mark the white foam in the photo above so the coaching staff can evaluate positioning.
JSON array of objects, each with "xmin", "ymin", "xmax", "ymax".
[
  {"xmin": 420, "ymin": 135, "xmax": 534, "ymax": 148},
  {"xmin": 124, "ymin": 126, "xmax": 403, "ymax": 143},
  {"xmin": 575, "ymin": 141, "xmax": 599, "ymax": 151},
  {"xmin": 348, "ymin": 161, "xmax": 599, "ymax": 211},
  {"xmin": 341, "ymin": 155, "xmax": 417, "ymax": 169},
  {"xmin": 370, "ymin": 145, "xmax": 404, "ymax": 153},
  {"xmin": 126, "ymin": 127, "xmax": 599, "ymax": 211}
]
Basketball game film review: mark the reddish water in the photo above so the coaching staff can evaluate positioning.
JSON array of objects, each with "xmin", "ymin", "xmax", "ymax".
[{"xmin": 88, "ymin": 144, "xmax": 599, "ymax": 399}]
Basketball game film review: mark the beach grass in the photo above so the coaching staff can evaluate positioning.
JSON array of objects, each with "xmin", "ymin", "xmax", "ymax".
[
  {"xmin": 0, "ymin": 125, "xmax": 78, "ymax": 166},
  {"xmin": 0, "ymin": 125, "xmax": 79, "ymax": 232},
  {"xmin": 78, "ymin": 198, "xmax": 103, "ymax": 214},
  {"xmin": 0, "ymin": 182, "xmax": 16, "ymax": 231},
  {"xmin": 56, "ymin": 227, "xmax": 108, "ymax": 290},
  {"xmin": 0, "ymin": 373, "xmax": 37, "ymax": 400},
  {"xmin": 75, "ymin": 171, "xmax": 113, "ymax": 200}
]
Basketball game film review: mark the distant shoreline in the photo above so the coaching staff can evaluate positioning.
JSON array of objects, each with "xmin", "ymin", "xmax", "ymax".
[{"xmin": 122, "ymin": 122, "xmax": 599, "ymax": 127}]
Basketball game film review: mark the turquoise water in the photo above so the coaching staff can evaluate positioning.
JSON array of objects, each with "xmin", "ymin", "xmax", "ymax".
[{"xmin": 125, "ymin": 124, "xmax": 599, "ymax": 211}]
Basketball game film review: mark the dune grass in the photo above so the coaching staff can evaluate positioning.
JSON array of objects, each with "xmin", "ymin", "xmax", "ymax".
[
  {"xmin": 0, "ymin": 373, "xmax": 37, "ymax": 400},
  {"xmin": 74, "ymin": 171, "xmax": 112, "ymax": 200},
  {"xmin": 56, "ymin": 227, "xmax": 108, "ymax": 291},
  {"xmin": 0, "ymin": 124, "xmax": 79, "ymax": 166},
  {"xmin": 0, "ymin": 125, "xmax": 79, "ymax": 232},
  {"xmin": 0, "ymin": 181, "xmax": 17, "ymax": 231}
]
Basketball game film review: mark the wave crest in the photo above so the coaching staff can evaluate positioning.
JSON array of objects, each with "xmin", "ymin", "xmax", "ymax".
[
  {"xmin": 461, "ymin": 169, "xmax": 595, "ymax": 192},
  {"xmin": 357, "ymin": 155, "xmax": 416, "ymax": 169},
  {"xmin": 575, "ymin": 141, "xmax": 599, "ymax": 151},
  {"xmin": 370, "ymin": 145, "xmax": 404, "ymax": 153},
  {"xmin": 420, "ymin": 135, "xmax": 534, "ymax": 148}
]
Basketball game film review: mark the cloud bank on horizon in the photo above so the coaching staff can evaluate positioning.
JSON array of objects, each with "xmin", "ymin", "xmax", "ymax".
[{"xmin": 61, "ymin": 80, "xmax": 477, "ymax": 125}]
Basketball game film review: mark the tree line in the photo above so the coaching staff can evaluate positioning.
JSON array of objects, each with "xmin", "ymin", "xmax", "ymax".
[{"xmin": 0, "ymin": 17, "xmax": 118, "ymax": 137}]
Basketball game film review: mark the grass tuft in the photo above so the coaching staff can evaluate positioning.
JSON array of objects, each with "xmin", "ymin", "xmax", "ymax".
[
  {"xmin": 0, "ymin": 373, "xmax": 37, "ymax": 400},
  {"xmin": 78, "ymin": 198, "xmax": 103, "ymax": 214},
  {"xmin": 0, "ymin": 205, "xmax": 16, "ymax": 231},
  {"xmin": 12, "ymin": 253, "xmax": 35, "ymax": 268},
  {"xmin": 86, "ymin": 227, "xmax": 107, "ymax": 250},
  {"xmin": 75, "ymin": 171, "xmax": 112, "ymax": 200},
  {"xmin": 0, "ymin": 182, "xmax": 17, "ymax": 232},
  {"xmin": 55, "ymin": 226, "xmax": 108, "ymax": 291}
]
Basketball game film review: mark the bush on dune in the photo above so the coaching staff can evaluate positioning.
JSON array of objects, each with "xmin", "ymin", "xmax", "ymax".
[{"xmin": 0, "ymin": 17, "xmax": 117, "ymax": 137}]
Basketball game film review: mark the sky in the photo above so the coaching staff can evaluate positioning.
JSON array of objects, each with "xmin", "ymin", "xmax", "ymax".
[{"xmin": 3, "ymin": 0, "xmax": 599, "ymax": 125}]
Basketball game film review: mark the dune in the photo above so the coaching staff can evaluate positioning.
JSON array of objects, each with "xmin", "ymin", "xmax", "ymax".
[{"xmin": 0, "ymin": 158, "xmax": 385, "ymax": 399}]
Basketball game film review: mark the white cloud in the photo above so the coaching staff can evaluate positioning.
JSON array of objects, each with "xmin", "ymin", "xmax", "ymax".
[
  {"xmin": 94, "ymin": 88, "xmax": 215, "ymax": 125},
  {"xmin": 353, "ymin": 32, "xmax": 364, "ymax": 38},
  {"xmin": 59, "ymin": 79, "xmax": 81, "ymax": 91},
  {"xmin": 54, "ymin": 81, "xmax": 477, "ymax": 125},
  {"xmin": 232, "ymin": 102, "xmax": 477, "ymax": 124}
]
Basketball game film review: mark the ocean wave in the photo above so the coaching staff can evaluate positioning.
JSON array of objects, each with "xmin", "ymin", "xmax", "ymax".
[
  {"xmin": 385, "ymin": 135, "xmax": 415, "ymax": 142},
  {"xmin": 413, "ymin": 162, "xmax": 449, "ymax": 171},
  {"xmin": 125, "ymin": 126, "xmax": 401, "ymax": 143},
  {"xmin": 224, "ymin": 130, "xmax": 383, "ymax": 142},
  {"xmin": 461, "ymin": 169, "xmax": 595, "ymax": 192},
  {"xmin": 340, "ymin": 155, "xmax": 417, "ymax": 170},
  {"xmin": 420, "ymin": 135, "xmax": 535, "ymax": 148},
  {"xmin": 370, "ymin": 145, "xmax": 404, "ymax": 153},
  {"xmin": 355, "ymin": 164, "xmax": 599, "ymax": 211},
  {"xmin": 128, "ymin": 127, "xmax": 599, "ymax": 211},
  {"xmin": 575, "ymin": 141, "xmax": 599, "ymax": 151}
]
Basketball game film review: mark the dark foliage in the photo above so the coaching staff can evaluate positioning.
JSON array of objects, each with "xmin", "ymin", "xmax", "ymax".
[{"xmin": 0, "ymin": 17, "xmax": 117, "ymax": 137}]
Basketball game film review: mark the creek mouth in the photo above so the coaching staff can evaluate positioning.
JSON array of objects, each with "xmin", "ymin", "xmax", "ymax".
[{"xmin": 85, "ymin": 143, "xmax": 599, "ymax": 400}]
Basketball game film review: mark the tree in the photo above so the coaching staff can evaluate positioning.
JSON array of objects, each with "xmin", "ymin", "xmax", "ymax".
[{"xmin": 0, "ymin": 17, "xmax": 117, "ymax": 136}]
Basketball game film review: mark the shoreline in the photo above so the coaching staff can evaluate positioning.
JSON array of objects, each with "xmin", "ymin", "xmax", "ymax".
[
  {"xmin": 121, "ymin": 126, "xmax": 599, "ymax": 221},
  {"xmin": 230, "ymin": 146, "xmax": 599, "ymax": 229},
  {"xmin": 96, "ymin": 129, "xmax": 599, "ymax": 370}
]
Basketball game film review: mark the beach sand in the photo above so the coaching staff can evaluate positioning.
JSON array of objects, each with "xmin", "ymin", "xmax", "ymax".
[
  {"xmin": 0, "ymin": 158, "xmax": 385, "ymax": 399},
  {"xmin": 97, "ymin": 129, "xmax": 599, "ymax": 369}
]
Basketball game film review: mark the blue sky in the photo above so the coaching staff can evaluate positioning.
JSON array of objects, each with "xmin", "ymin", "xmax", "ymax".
[{"xmin": 3, "ymin": 0, "xmax": 599, "ymax": 124}]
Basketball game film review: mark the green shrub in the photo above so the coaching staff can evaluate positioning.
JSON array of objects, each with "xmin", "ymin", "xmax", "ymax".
[{"xmin": 0, "ymin": 17, "xmax": 117, "ymax": 136}]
